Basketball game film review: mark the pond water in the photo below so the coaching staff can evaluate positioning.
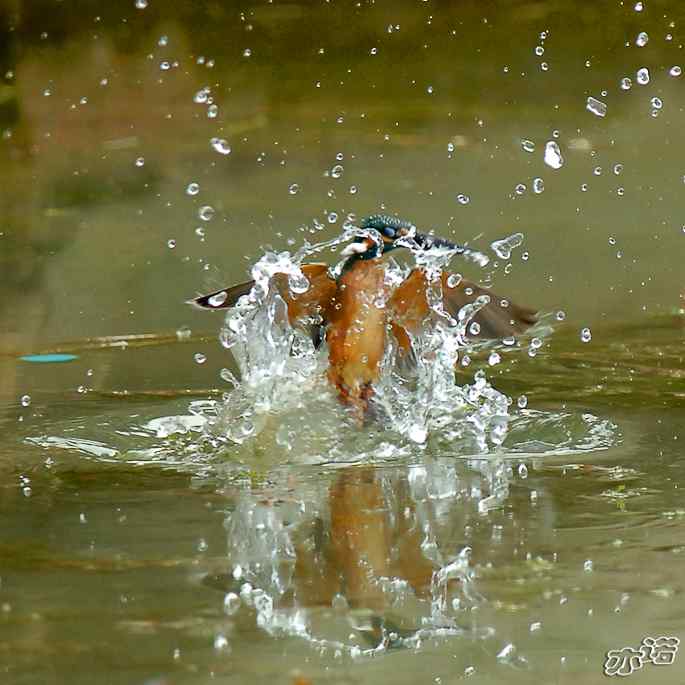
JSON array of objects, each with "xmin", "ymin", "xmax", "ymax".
[{"xmin": 1, "ymin": 1, "xmax": 684, "ymax": 683}]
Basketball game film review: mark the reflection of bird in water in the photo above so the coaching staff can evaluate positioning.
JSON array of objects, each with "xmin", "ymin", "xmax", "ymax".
[{"xmin": 190, "ymin": 215, "xmax": 536, "ymax": 416}]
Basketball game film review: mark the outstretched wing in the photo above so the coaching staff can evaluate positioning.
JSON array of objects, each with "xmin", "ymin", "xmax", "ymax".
[
  {"xmin": 188, "ymin": 263, "xmax": 338, "ymax": 330},
  {"xmin": 389, "ymin": 269, "xmax": 537, "ymax": 349}
]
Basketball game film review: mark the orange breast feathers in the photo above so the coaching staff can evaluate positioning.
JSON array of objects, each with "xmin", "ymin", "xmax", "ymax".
[{"xmin": 326, "ymin": 259, "xmax": 390, "ymax": 411}]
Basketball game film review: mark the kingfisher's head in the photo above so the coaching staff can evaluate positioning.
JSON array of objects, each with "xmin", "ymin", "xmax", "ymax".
[
  {"xmin": 340, "ymin": 214, "xmax": 464, "ymax": 262},
  {"xmin": 340, "ymin": 215, "xmax": 416, "ymax": 261}
]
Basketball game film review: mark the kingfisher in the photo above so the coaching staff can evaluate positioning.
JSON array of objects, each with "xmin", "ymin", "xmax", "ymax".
[{"xmin": 190, "ymin": 216, "xmax": 536, "ymax": 415}]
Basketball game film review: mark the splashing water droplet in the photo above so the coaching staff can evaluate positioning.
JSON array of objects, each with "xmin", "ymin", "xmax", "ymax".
[
  {"xmin": 514, "ymin": 183, "xmax": 526, "ymax": 195},
  {"xmin": 210, "ymin": 137, "xmax": 231, "ymax": 155},
  {"xmin": 535, "ymin": 45, "xmax": 544, "ymax": 56},
  {"xmin": 176, "ymin": 325, "xmax": 191, "ymax": 340},
  {"xmin": 620, "ymin": 77, "xmax": 632, "ymax": 90},
  {"xmin": 446, "ymin": 273, "xmax": 462, "ymax": 288},
  {"xmin": 521, "ymin": 139, "xmax": 535, "ymax": 153},
  {"xmin": 214, "ymin": 634, "xmax": 229, "ymax": 651},
  {"xmin": 613, "ymin": 163, "xmax": 623, "ymax": 175},
  {"xmin": 488, "ymin": 352, "xmax": 501, "ymax": 366},
  {"xmin": 634, "ymin": 1, "xmax": 643, "ymax": 10},
  {"xmin": 243, "ymin": 48, "xmax": 252, "ymax": 57},
  {"xmin": 198, "ymin": 205, "xmax": 215, "ymax": 221},
  {"xmin": 167, "ymin": 239, "xmax": 176, "ymax": 249},
  {"xmin": 348, "ymin": 185, "xmax": 357, "ymax": 195},
  {"xmin": 20, "ymin": 394, "xmax": 31, "ymax": 407},
  {"xmin": 194, "ymin": 87, "xmax": 210, "ymax": 104},
  {"xmin": 651, "ymin": 97, "xmax": 663, "ymax": 109},
  {"xmin": 491, "ymin": 232, "xmax": 524, "ymax": 260},
  {"xmin": 543, "ymin": 141, "xmax": 564, "ymax": 169},
  {"xmin": 669, "ymin": 66, "xmax": 682, "ymax": 77},
  {"xmin": 194, "ymin": 353, "xmax": 207, "ymax": 364},
  {"xmin": 159, "ymin": 61, "xmax": 171, "ymax": 71},
  {"xmin": 586, "ymin": 96, "xmax": 607, "ymax": 118},
  {"xmin": 533, "ymin": 177, "xmax": 544, "ymax": 193},
  {"xmin": 135, "ymin": 157, "xmax": 145, "ymax": 167},
  {"xmin": 207, "ymin": 104, "xmax": 218, "ymax": 118},
  {"xmin": 330, "ymin": 164, "xmax": 344, "ymax": 178},
  {"xmin": 635, "ymin": 31, "xmax": 649, "ymax": 47},
  {"xmin": 327, "ymin": 212, "xmax": 338, "ymax": 223},
  {"xmin": 517, "ymin": 395, "xmax": 528, "ymax": 409},
  {"xmin": 456, "ymin": 194, "xmax": 470, "ymax": 205},
  {"xmin": 288, "ymin": 183, "xmax": 300, "ymax": 195},
  {"xmin": 556, "ymin": 310, "xmax": 566, "ymax": 321},
  {"xmin": 636, "ymin": 67, "xmax": 650, "ymax": 85},
  {"xmin": 580, "ymin": 327, "xmax": 592, "ymax": 343},
  {"xmin": 209, "ymin": 291, "xmax": 228, "ymax": 307},
  {"xmin": 135, "ymin": 0, "xmax": 148, "ymax": 8},
  {"xmin": 584, "ymin": 559, "xmax": 594, "ymax": 572},
  {"xmin": 186, "ymin": 182, "xmax": 200, "ymax": 195}
]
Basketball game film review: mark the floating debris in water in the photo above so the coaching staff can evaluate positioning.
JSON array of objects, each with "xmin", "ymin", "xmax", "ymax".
[{"xmin": 21, "ymin": 354, "xmax": 78, "ymax": 363}]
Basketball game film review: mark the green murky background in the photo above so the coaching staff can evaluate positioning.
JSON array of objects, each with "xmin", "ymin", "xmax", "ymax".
[{"xmin": 1, "ymin": 1, "xmax": 684, "ymax": 683}]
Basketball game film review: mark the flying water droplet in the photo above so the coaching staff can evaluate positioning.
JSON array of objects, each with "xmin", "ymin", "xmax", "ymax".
[
  {"xmin": 533, "ymin": 177, "xmax": 544, "ymax": 193},
  {"xmin": 167, "ymin": 239, "xmax": 176, "ymax": 249},
  {"xmin": 198, "ymin": 205, "xmax": 215, "ymax": 221},
  {"xmin": 491, "ymin": 232, "xmax": 524, "ymax": 260},
  {"xmin": 159, "ymin": 61, "xmax": 171, "ymax": 71},
  {"xmin": 620, "ymin": 77, "xmax": 632, "ymax": 90},
  {"xmin": 586, "ymin": 96, "xmax": 607, "ymax": 117},
  {"xmin": 514, "ymin": 183, "xmax": 526, "ymax": 195},
  {"xmin": 521, "ymin": 139, "xmax": 535, "ymax": 153},
  {"xmin": 488, "ymin": 352, "xmax": 501, "ymax": 366},
  {"xmin": 446, "ymin": 273, "xmax": 462, "ymax": 288},
  {"xmin": 651, "ymin": 97, "xmax": 663, "ymax": 110},
  {"xmin": 456, "ymin": 193, "xmax": 470, "ymax": 205},
  {"xmin": 194, "ymin": 353, "xmax": 207, "ymax": 364},
  {"xmin": 635, "ymin": 31, "xmax": 649, "ymax": 47},
  {"xmin": 669, "ymin": 66, "xmax": 682, "ymax": 77},
  {"xmin": 194, "ymin": 87, "xmax": 210, "ymax": 104},
  {"xmin": 135, "ymin": 157, "xmax": 145, "ymax": 167},
  {"xmin": 186, "ymin": 182, "xmax": 200, "ymax": 195},
  {"xmin": 176, "ymin": 326, "xmax": 191, "ymax": 340},
  {"xmin": 613, "ymin": 164, "xmax": 623, "ymax": 175},
  {"xmin": 288, "ymin": 183, "xmax": 300, "ymax": 195},
  {"xmin": 543, "ymin": 141, "xmax": 564, "ymax": 169},
  {"xmin": 517, "ymin": 395, "xmax": 528, "ymax": 409},
  {"xmin": 20, "ymin": 394, "xmax": 31, "ymax": 407},
  {"xmin": 330, "ymin": 164, "xmax": 344, "ymax": 178},
  {"xmin": 580, "ymin": 327, "xmax": 592, "ymax": 343},
  {"xmin": 135, "ymin": 0, "xmax": 148, "ymax": 8},
  {"xmin": 634, "ymin": 1, "xmax": 643, "ymax": 10},
  {"xmin": 636, "ymin": 67, "xmax": 650, "ymax": 85},
  {"xmin": 207, "ymin": 104, "xmax": 218, "ymax": 118},
  {"xmin": 210, "ymin": 137, "xmax": 231, "ymax": 155},
  {"xmin": 209, "ymin": 291, "xmax": 228, "ymax": 307}
]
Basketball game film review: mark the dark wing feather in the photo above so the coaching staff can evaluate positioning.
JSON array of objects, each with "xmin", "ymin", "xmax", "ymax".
[
  {"xmin": 442, "ymin": 274, "xmax": 537, "ymax": 339},
  {"xmin": 389, "ymin": 269, "xmax": 537, "ymax": 347},
  {"xmin": 187, "ymin": 263, "xmax": 338, "ymax": 348}
]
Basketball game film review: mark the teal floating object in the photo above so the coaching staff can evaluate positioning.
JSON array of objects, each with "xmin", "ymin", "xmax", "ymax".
[{"xmin": 20, "ymin": 354, "xmax": 79, "ymax": 363}]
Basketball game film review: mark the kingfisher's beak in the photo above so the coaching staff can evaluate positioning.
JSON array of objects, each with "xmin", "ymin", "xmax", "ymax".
[
  {"xmin": 412, "ymin": 233, "xmax": 463, "ymax": 252},
  {"xmin": 340, "ymin": 239, "xmax": 373, "ymax": 257}
]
